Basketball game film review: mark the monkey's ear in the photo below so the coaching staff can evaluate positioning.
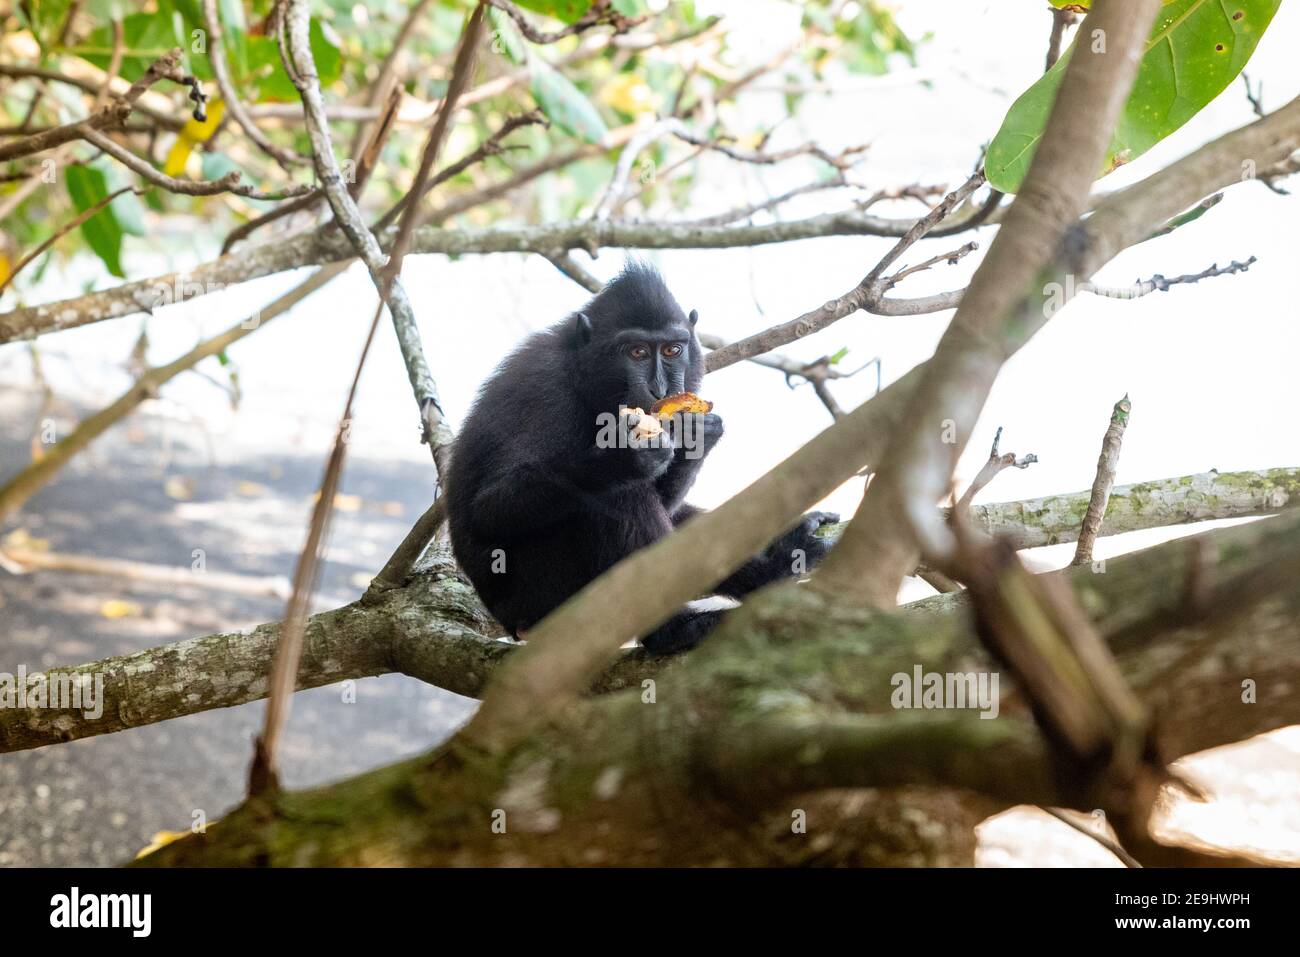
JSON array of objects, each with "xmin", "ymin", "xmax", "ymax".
[
  {"xmin": 687, "ymin": 309, "xmax": 698, "ymax": 326},
  {"xmin": 574, "ymin": 312, "xmax": 593, "ymax": 346}
]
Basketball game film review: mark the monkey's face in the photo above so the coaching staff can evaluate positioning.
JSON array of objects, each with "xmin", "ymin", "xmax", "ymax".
[
  {"xmin": 573, "ymin": 314, "xmax": 703, "ymax": 414},
  {"xmin": 608, "ymin": 328, "xmax": 697, "ymax": 412}
]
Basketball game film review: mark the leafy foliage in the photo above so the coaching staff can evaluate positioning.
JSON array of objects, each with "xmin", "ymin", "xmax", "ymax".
[
  {"xmin": 987, "ymin": 0, "xmax": 1280, "ymax": 192},
  {"xmin": 0, "ymin": 0, "xmax": 927, "ymax": 300}
]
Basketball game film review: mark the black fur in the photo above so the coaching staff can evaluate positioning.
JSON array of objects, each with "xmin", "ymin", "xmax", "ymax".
[{"xmin": 446, "ymin": 262, "xmax": 836, "ymax": 654}]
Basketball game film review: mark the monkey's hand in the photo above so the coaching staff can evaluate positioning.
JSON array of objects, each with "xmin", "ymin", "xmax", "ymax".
[
  {"xmin": 664, "ymin": 410, "xmax": 724, "ymax": 461},
  {"xmin": 653, "ymin": 412, "xmax": 722, "ymax": 511},
  {"xmin": 765, "ymin": 510, "xmax": 840, "ymax": 575},
  {"xmin": 620, "ymin": 411, "xmax": 675, "ymax": 480},
  {"xmin": 711, "ymin": 510, "xmax": 839, "ymax": 598}
]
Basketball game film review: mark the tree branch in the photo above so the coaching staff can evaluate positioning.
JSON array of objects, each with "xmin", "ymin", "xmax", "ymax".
[
  {"xmin": 813, "ymin": 0, "xmax": 1165, "ymax": 607},
  {"xmin": 1072, "ymin": 394, "xmax": 1131, "ymax": 566},
  {"xmin": 0, "ymin": 208, "xmax": 997, "ymax": 344}
]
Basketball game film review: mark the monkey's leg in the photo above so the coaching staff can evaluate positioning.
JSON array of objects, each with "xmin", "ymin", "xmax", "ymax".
[{"xmin": 640, "ymin": 608, "xmax": 726, "ymax": 655}]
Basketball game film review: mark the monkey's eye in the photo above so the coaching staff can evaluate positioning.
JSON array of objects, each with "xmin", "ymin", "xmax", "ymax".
[
  {"xmin": 627, "ymin": 344, "xmax": 651, "ymax": 360},
  {"xmin": 661, "ymin": 344, "xmax": 684, "ymax": 359}
]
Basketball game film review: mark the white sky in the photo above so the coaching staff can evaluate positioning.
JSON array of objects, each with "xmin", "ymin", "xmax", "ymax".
[{"xmin": 3, "ymin": 0, "xmax": 1298, "ymax": 594}]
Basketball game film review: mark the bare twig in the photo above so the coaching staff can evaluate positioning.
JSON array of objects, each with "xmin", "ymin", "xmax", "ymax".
[
  {"xmin": 486, "ymin": 0, "xmax": 646, "ymax": 44},
  {"xmin": 250, "ymin": 299, "xmax": 385, "ymax": 795},
  {"xmin": 363, "ymin": 497, "xmax": 448, "ymax": 601},
  {"xmin": 369, "ymin": 109, "xmax": 545, "ymax": 235},
  {"xmin": 202, "ymin": 0, "xmax": 308, "ymax": 170},
  {"xmin": 1041, "ymin": 807, "xmax": 1141, "ymax": 868},
  {"xmin": 384, "ymin": 2, "xmax": 488, "ymax": 288},
  {"xmin": 1084, "ymin": 258, "xmax": 1256, "ymax": 298},
  {"xmin": 1071, "ymin": 394, "xmax": 1131, "ymax": 567},
  {"xmin": 0, "ymin": 265, "xmax": 347, "ymax": 521},
  {"xmin": 0, "ymin": 186, "xmax": 143, "ymax": 295},
  {"xmin": 1242, "ymin": 72, "xmax": 1266, "ymax": 118},
  {"xmin": 703, "ymin": 172, "xmax": 985, "ymax": 372},
  {"xmin": 81, "ymin": 128, "xmax": 312, "ymax": 200},
  {"xmin": 678, "ymin": 177, "xmax": 852, "ymax": 227},
  {"xmin": 91, "ymin": 19, "xmax": 126, "ymax": 113},
  {"xmin": 0, "ymin": 49, "xmax": 191, "ymax": 163},
  {"xmin": 956, "ymin": 427, "xmax": 1038, "ymax": 510},
  {"xmin": 279, "ymin": 0, "xmax": 448, "ymax": 458},
  {"xmin": 1045, "ymin": 7, "xmax": 1078, "ymax": 72},
  {"xmin": 887, "ymin": 240, "xmax": 979, "ymax": 286},
  {"xmin": 0, "ymin": 545, "xmax": 290, "ymax": 599}
]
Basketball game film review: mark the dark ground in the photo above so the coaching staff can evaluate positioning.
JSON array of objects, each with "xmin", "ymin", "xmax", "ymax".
[{"xmin": 0, "ymin": 388, "xmax": 476, "ymax": 866}]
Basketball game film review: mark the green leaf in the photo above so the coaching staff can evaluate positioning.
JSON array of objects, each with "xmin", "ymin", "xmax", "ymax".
[
  {"xmin": 18, "ymin": 0, "xmax": 74, "ymax": 48},
  {"xmin": 986, "ymin": 0, "xmax": 1280, "ymax": 193},
  {"xmin": 98, "ymin": 160, "xmax": 147, "ymax": 236},
  {"xmin": 65, "ymin": 165, "xmax": 125, "ymax": 278},
  {"xmin": 487, "ymin": 7, "xmax": 529, "ymax": 65},
  {"xmin": 530, "ymin": 60, "xmax": 608, "ymax": 144},
  {"xmin": 75, "ymin": 12, "xmax": 180, "ymax": 82},
  {"xmin": 514, "ymin": 0, "xmax": 594, "ymax": 25},
  {"xmin": 828, "ymin": 346, "xmax": 850, "ymax": 365}
]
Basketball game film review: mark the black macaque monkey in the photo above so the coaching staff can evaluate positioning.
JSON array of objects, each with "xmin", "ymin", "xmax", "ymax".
[{"xmin": 446, "ymin": 262, "xmax": 837, "ymax": 654}]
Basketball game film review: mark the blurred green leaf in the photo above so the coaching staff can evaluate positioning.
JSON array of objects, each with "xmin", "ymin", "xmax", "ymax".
[
  {"xmin": 530, "ymin": 60, "xmax": 608, "ymax": 144},
  {"xmin": 488, "ymin": 7, "xmax": 529, "ymax": 65},
  {"xmin": 19, "ymin": 0, "xmax": 74, "ymax": 48},
  {"xmin": 987, "ymin": 0, "xmax": 1280, "ymax": 192},
  {"xmin": 515, "ymin": 0, "xmax": 594, "ymax": 25},
  {"xmin": 247, "ymin": 20, "xmax": 340, "ymax": 100},
  {"xmin": 75, "ymin": 12, "xmax": 179, "ymax": 82},
  {"xmin": 65, "ymin": 165, "xmax": 125, "ymax": 278}
]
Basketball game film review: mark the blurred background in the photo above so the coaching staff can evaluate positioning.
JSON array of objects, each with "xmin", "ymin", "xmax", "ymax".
[{"xmin": 1, "ymin": 0, "xmax": 1297, "ymax": 865}]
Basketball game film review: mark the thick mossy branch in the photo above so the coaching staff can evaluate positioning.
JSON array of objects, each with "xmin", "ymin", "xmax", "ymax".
[
  {"xmin": 3, "ymin": 469, "xmax": 1293, "ymax": 755},
  {"xmin": 137, "ymin": 510, "xmax": 1300, "ymax": 866},
  {"xmin": 0, "ymin": 551, "xmax": 657, "ymax": 753}
]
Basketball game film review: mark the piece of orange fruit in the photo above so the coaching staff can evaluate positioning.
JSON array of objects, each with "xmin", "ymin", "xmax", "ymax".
[{"xmin": 650, "ymin": 392, "xmax": 713, "ymax": 419}]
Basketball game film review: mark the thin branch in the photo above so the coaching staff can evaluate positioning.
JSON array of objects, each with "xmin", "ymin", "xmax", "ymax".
[
  {"xmin": 1084, "ymin": 258, "xmax": 1256, "ymax": 298},
  {"xmin": 0, "ymin": 62, "xmax": 186, "ymax": 132},
  {"xmin": 0, "ymin": 264, "xmax": 347, "ymax": 522},
  {"xmin": 0, "ymin": 206, "xmax": 982, "ymax": 344},
  {"xmin": 279, "ymin": 0, "xmax": 448, "ymax": 458},
  {"xmin": 1041, "ymin": 807, "xmax": 1141, "ymax": 868},
  {"xmin": 887, "ymin": 239, "xmax": 979, "ymax": 286},
  {"xmin": 384, "ymin": 2, "xmax": 488, "ymax": 289},
  {"xmin": 368, "ymin": 109, "xmax": 546, "ymax": 234},
  {"xmin": 0, "ymin": 48, "xmax": 190, "ymax": 163},
  {"xmin": 1072, "ymin": 394, "xmax": 1131, "ymax": 566},
  {"xmin": 701, "ymin": 171, "xmax": 985, "ymax": 372},
  {"xmin": 677, "ymin": 177, "xmax": 851, "ymax": 227},
  {"xmin": 0, "ymin": 544, "xmax": 290, "ymax": 599},
  {"xmin": 1045, "ymin": 7, "xmax": 1078, "ymax": 72},
  {"xmin": 0, "ymin": 186, "xmax": 142, "ymax": 295},
  {"xmin": 956, "ymin": 427, "xmax": 1038, "ymax": 510},
  {"xmin": 812, "ymin": 0, "xmax": 1164, "ymax": 608},
  {"xmin": 486, "ymin": 0, "xmax": 646, "ymax": 44},
  {"xmin": 202, "ymin": 0, "xmax": 308, "ymax": 170},
  {"xmin": 81, "ymin": 128, "xmax": 312, "ymax": 200},
  {"xmin": 249, "ymin": 297, "xmax": 385, "ymax": 795}
]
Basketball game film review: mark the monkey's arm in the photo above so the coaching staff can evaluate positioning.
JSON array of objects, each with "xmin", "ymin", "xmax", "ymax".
[{"xmin": 670, "ymin": 503, "xmax": 839, "ymax": 598}]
